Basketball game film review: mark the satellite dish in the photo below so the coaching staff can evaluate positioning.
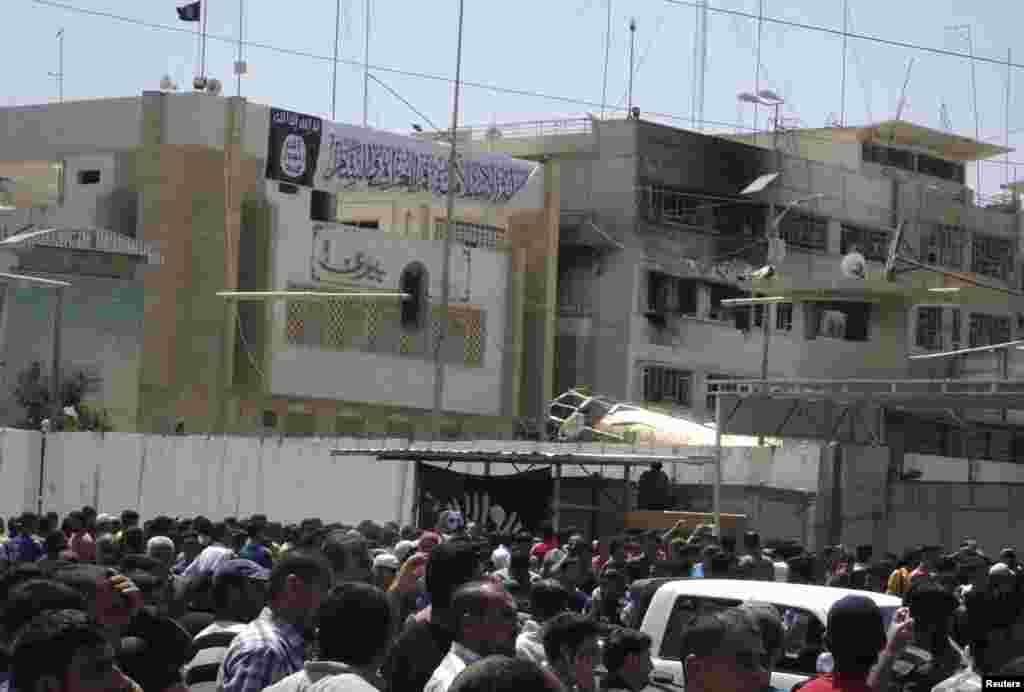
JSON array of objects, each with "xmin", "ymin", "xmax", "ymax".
[
  {"xmin": 193, "ymin": 76, "xmax": 208, "ymax": 91},
  {"xmin": 206, "ymin": 78, "xmax": 222, "ymax": 96},
  {"xmin": 159, "ymin": 75, "xmax": 177, "ymax": 91},
  {"xmin": 767, "ymin": 237, "xmax": 787, "ymax": 265},
  {"xmin": 840, "ymin": 251, "xmax": 867, "ymax": 279}
]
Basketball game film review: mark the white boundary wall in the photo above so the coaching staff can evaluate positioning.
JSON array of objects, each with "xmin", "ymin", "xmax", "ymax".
[{"xmin": 1, "ymin": 430, "xmax": 823, "ymax": 525}]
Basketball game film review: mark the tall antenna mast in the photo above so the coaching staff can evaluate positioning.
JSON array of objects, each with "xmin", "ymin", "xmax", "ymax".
[
  {"xmin": 601, "ymin": 0, "xmax": 612, "ymax": 119},
  {"xmin": 363, "ymin": 0, "xmax": 371, "ymax": 127},
  {"xmin": 50, "ymin": 29, "xmax": 64, "ymax": 103},
  {"xmin": 332, "ymin": 0, "xmax": 341, "ymax": 120},
  {"xmin": 695, "ymin": 0, "xmax": 708, "ymax": 131},
  {"xmin": 627, "ymin": 18, "xmax": 637, "ymax": 115}
]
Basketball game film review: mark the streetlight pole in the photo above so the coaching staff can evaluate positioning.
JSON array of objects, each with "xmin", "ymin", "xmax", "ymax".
[
  {"xmin": 50, "ymin": 29, "xmax": 64, "ymax": 103},
  {"xmin": 431, "ymin": 0, "xmax": 466, "ymax": 439},
  {"xmin": 362, "ymin": 0, "xmax": 371, "ymax": 128},
  {"xmin": 627, "ymin": 18, "xmax": 637, "ymax": 115}
]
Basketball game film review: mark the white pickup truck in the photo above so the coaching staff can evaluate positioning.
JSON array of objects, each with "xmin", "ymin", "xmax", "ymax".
[{"xmin": 636, "ymin": 579, "xmax": 902, "ymax": 691}]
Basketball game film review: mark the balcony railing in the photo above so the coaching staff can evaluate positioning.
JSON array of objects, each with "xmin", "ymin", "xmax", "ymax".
[{"xmin": 421, "ymin": 118, "xmax": 594, "ymax": 144}]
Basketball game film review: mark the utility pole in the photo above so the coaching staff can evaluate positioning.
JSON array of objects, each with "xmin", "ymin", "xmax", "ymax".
[
  {"xmin": 431, "ymin": 0, "xmax": 466, "ymax": 438},
  {"xmin": 627, "ymin": 18, "xmax": 637, "ymax": 115},
  {"xmin": 332, "ymin": 0, "xmax": 341, "ymax": 120}
]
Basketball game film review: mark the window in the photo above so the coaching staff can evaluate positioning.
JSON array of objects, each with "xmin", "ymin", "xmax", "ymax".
[
  {"xmin": 921, "ymin": 224, "xmax": 965, "ymax": 270},
  {"xmin": 677, "ymin": 279, "xmax": 699, "ymax": 316},
  {"xmin": 841, "ymin": 224, "xmax": 891, "ymax": 263},
  {"xmin": 76, "ymin": 169, "xmax": 101, "ymax": 185},
  {"xmin": 660, "ymin": 596, "xmax": 741, "ymax": 660},
  {"xmin": 645, "ymin": 186, "xmax": 706, "ymax": 227},
  {"xmin": 917, "ymin": 154, "xmax": 961, "ymax": 183},
  {"xmin": 641, "ymin": 366, "xmax": 691, "ymax": 407},
  {"xmin": 706, "ymin": 375, "xmax": 739, "ymax": 412},
  {"xmin": 777, "ymin": 210, "xmax": 828, "ymax": 251},
  {"xmin": 434, "ymin": 220, "xmax": 504, "ymax": 249},
  {"xmin": 807, "ymin": 302, "xmax": 871, "ymax": 341},
  {"xmin": 775, "ymin": 303, "xmax": 793, "ymax": 331},
  {"xmin": 915, "ymin": 307, "xmax": 943, "ymax": 350},
  {"xmin": 399, "ymin": 263, "xmax": 428, "ymax": 330},
  {"xmin": 969, "ymin": 313, "xmax": 1011, "ymax": 347},
  {"xmin": 646, "ymin": 271, "xmax": 674, "ymax": 314},
  {"xmin": 752, "ymin": 304, "xmax": 765, "ymax": 328},
  {"xmin": 971, "ymin": 234, "xmax": 1013, "ymax": 281}
]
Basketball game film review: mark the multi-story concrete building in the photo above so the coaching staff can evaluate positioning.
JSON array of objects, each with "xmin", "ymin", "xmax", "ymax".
[
  {"xmin": 0, "ymin": 93, "xmax": 559, "ymax": 435},
  {"xmin": 466, "ymin": 115, "xmax": 1024, "ymax": 460}
]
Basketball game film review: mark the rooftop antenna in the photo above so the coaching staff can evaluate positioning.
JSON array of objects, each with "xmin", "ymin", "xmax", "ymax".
[
  {"xmin": 692, "ymin": 0, "xmax": 708, "ymax": 131},
  {"xmin": 627, "ymin": 18, "xmax": 637, "ymax": 115},
  {"xmin": 940, "ymin": 102, "xmax": 952, "ymax": 131},
  {"xmin": 48, "ymin": 28, "xmax": 64, "ymax": 103},
  {"xmin": 600, "ymin": 0, "xmax": 612, "ymax": 119}
]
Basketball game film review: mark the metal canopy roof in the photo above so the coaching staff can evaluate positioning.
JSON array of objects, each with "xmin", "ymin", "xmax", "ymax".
[
  {"xmin": 709, "ymin": 378, "xmax": 1024, "ymax": 443},
  {"xmin": 331, "ymin": 448, "xmax": 715, "ymax": 467},
  {"xmin": 0, "ymin": 226, "xmax": 163, "ymax": 265}
]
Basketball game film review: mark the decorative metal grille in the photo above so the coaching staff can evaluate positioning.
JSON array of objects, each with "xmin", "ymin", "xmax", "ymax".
[
  {"xmin": 285, "ymin": 298, "xmax": 486, "ymax": 367},
  {"xmin": 434, "ymin": 220, "xmax": 505, "ymax": 250},
  {"xmin": 971, "ymin": 234, "xmax": 1013, "ymax": 281}
]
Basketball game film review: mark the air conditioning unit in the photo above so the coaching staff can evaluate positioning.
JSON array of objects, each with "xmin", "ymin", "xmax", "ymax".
[{"xmin": 820, "ymin": 310, "xmax": 847, "ymax": 339}]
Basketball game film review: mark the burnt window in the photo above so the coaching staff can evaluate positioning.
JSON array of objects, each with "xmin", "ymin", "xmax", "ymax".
[
  {"xmin": 677, "ymin": 279, "xmax": 699, "ymax": 316},
  {"xmin": 777, "ymin": 210, "xmax": 828, "ymax": 251},
  {"xmin": 915, "ymin": 307, "xmax": 943, "ymax": 350},
  {"xmin": 969, "ymin": 313, "xmax": 1011, "ymax": 348},
  {"xmin": 841, "ymin": 224, "xmax": 891, "ymax": 262},
  {"xmin": 807, "ymin": 302, "xmax": 871, "ymax": 341},
  {"xmin": 920, "ymin": 224, "xmax": 966, "ymax": 270},
  {"xmin": 775, "ymin": 303, "xmax": 794, "ymax": 331},
  {"xmin": 971, "ymin": 234, "xmax": 1013, "ymax": 281},
  {"xmin": 646, "ymin": 271, "xmax": 674, "ymax": 314},
  {"xmin": 642, "ymin": 366, "xmax": 691, "ymax": 407},
  {"xmin": 917, "ymin": 154, "xmax": 959, "ymax": 182}
]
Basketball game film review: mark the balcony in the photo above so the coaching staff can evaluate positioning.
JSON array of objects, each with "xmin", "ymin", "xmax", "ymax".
[{"xmin": 419, "ymin": 118, "xmax": 596, "ymax": 159}]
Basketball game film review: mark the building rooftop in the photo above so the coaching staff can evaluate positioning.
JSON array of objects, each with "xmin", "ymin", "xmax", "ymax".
[{"xmin": 733, "ymin": 119, "xmax": 1012, "ymax": 163}]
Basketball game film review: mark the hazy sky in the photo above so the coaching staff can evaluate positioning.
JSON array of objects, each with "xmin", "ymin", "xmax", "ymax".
[{"xmin": 8, "ymin": 0, "xmax": 1024, "ymax": 195}]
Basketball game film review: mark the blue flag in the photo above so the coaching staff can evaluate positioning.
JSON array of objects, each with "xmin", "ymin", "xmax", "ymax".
[{"xmin": 177, "ymin": 1, "xmax": 201, "ymax": 21}]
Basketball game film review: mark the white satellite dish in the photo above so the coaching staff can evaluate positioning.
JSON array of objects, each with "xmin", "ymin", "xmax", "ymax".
[
  {"xmin": 206, "ymin": 78, "xmax": 222, "ymax": 96},
  {"xmin": 840, "ymin": 251, "xmax": 867, "ymax": 279},
  {"xmin": 159, "ymin": 75, "xmax": 178, "ymax": 91}
]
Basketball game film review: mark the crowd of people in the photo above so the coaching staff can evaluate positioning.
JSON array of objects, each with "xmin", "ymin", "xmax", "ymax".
[{"xmin": 0, "ymin": 505, "xmax": 1022, "ymax": 692}]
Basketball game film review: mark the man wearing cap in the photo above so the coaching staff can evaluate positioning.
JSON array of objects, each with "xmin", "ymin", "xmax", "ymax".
[
  {"xmin": 184, "ymin": 559, "xmax": 270, "ymax": 692},
  {"xmin": 799, "ymin": 595, "xmax": 910, "ymax": 692},
  {"xmin": 372, "ymin": 553, "xmax": 400, "ymax": 591}
]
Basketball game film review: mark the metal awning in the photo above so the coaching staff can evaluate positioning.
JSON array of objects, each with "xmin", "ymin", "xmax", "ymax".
[
  {"xmin": 0, "ymin": 226, "xmax": 163, "ymax": 265},
  {"xmin": 708, "ymin": 378, "xmax": 1024, "ymax": 443},
  {"xmin": 331, "ymin": 448, "xmax": 714, "ymax": 467}
]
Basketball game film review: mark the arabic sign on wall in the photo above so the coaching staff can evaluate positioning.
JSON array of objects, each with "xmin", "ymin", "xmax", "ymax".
[
  {"xmin": 266, "ymin": 108, "xmax": 323, "ymax": 187},
  {"xmin": 316, "ymin": 122, "xmax": 537, "ymax": 204},
  {"xmin": 310, "ymin": 222, "xmax": 472, "ymax": 298}
]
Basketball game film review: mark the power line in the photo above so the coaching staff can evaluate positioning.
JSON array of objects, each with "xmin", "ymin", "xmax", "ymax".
[
  {"xmin": 663, "ymin": 0, "xmax": 1024, "ymax": 70},
  {"xmin": 31, "ymin": 0, "xmax": 741, "ymax": 131}
]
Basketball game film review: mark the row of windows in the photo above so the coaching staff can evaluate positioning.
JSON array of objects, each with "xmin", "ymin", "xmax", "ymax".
[
  {"xmin": 862, "ymin": 143, "xmax": 967, "ymax": 184},
  {"xmin": 914, "ymin": 307, "xmax": 1016, "ymax": 350},
  {"xmin": 904, "ymin": 416, "xmax": 1024, "ymax": 464},
  {"xmin": 640, "ymin": 366, "xmax": 742, "ymax": 412}
]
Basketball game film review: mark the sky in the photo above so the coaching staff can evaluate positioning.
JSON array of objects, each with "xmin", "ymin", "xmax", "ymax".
[{"xmin": 7, "ymin": 0, "xmax": 1024, "ymax": 197}]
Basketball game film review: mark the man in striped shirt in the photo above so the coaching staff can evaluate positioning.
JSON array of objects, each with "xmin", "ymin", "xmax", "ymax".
[
  {"xmin": 216, "ymin": 552, "xmax": 332, "ymax": 692},
  {"xmin": 184, "ymin": 559, "xmax": 270, "ymax": 692}
]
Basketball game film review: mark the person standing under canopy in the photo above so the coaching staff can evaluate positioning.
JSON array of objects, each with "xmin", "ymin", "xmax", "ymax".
[{"xmin": 637, "ymin": 463, "xmax": 673, "ymax": 511}]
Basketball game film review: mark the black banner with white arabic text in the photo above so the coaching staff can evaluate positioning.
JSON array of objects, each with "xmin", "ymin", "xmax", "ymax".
[
  {"xmin": 416, "ymin": 463, "xmax": 552, "ymax": 534},
  {"xmin": 266, "ymin": 108, "xmax": 322, "ymax": 187}
]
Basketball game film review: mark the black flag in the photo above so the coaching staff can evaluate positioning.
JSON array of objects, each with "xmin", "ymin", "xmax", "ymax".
[
  {"xmin": 177, "ymin": 1, "xmax": 201, "ymax": 21},
  {"xmin": 416, "ymin": 462, "xmax": 553, "ymax": 534}
]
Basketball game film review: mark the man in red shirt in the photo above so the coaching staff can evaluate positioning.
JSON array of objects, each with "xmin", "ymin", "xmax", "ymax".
[
  {"xmin": 908, "ymin": 545, "xmax": 942, "ymax": 587},
  {"xmin": 530, "ymin": 523, "xmax": 559, "ymax": 563},
  {"xmin": 799, "ymin": 596, "xmax": 912, "ymax": 692}
]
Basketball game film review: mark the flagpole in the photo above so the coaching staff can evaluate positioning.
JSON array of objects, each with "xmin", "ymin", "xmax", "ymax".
[{"xmin": 200, "ymin": 0, "xmax": 209, "ymax": 81}]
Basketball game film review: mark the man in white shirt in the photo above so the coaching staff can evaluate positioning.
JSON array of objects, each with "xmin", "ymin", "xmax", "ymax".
[
  {"xmin": 183, "ymin": 523, "xmax": 235, "ymax": 579},
  {"xmin": 424, "ymin": 580, "xmax": 518, "ymax": 692}
]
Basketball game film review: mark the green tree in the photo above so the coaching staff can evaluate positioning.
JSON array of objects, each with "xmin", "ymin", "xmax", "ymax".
[{"xmin": 13, "ymin": 362, "xmax": 113, "ymax": 432}]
